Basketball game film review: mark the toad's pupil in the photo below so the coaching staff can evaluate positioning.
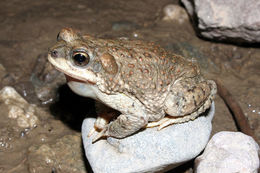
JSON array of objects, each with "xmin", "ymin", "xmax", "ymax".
[{"xmin": 73, "ymin": 53, "xmax": 89, "ymax": 66}]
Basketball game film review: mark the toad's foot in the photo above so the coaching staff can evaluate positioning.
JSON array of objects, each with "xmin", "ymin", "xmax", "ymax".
[
  {"xmin": 87, "ymin": 116, "xmax": 109, "ymax": 137},
  {"xmin": 147, "ymin": 101, "xmax": 213, "ymax": 130},
  {"xmin": 91, "ymin": 127, "xmax": 109, "ymax": 143},
  {"xmin": 146, "ymin": 116, "xmax": 175, "ymax": 130},
  {"xmin": 146, "ymin": 114, "xmax": 197, "ymax": 130},
  {"xmin": 88, "ymin": 104, "xmax": 118, "ymax": 137},
  {"xmin": 87, "ymin": 128, "xmax": 96, "ymax": 137}
]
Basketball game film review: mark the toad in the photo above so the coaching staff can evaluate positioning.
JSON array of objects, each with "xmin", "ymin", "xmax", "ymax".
[{"xmin": 48, "ymin": 28, "xmax": 217, "ymax": 142}]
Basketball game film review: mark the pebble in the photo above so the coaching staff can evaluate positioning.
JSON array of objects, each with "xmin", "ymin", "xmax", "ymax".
[
  {"xmin": 181, "ymin": 0, "xmax": 260, "ymax": 43},
  {"xmin": 195, "ymin": 131, "xmax": 259, "ymax": 173},
  {"xmin": 82, "ymin": 103, "xmax": 215, "ymax": 173},
  {"xmin": 0, "ymin": 86, "xmax": 38, "ymax": 128},
  {"xmin": 162, "ymin": 4, "xmax": 188, "ymax": 24}
]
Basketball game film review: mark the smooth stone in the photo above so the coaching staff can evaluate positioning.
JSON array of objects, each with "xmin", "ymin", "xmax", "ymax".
[
  {"xmin": 0, "ymin": 86, "xmax": 39, "ymax": 128},
  {"xmin": 82, "ymin": 103, "xmax": 215, "ymax": 173},
  {"xmin": 195, "ymin": 131, "xmax": 260, "ymax": 173},
  {"xmin": 162, "ymin": 4, "xmax": 189, "ymax": 24},
  {"xmin": 181, "ymin": 0, "xmax": 260, "ymax": 44}
]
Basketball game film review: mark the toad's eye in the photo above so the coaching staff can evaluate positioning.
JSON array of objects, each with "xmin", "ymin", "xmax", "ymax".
[{"xmin": 72, "ymin": 52, "xmax": 90, "ymax": 67}]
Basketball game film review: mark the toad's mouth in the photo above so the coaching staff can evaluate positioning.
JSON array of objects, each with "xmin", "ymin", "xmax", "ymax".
[
  {"xmin": 57, "ymin": 67, "xmax": 96, "ymax": 85},
  {"xmin": 65, "ymin": 74, "xmax": 85, "ymax": 83},
  {"xmin": 65, "ymin": 74, "xmax": 95, "ymax": 85}
]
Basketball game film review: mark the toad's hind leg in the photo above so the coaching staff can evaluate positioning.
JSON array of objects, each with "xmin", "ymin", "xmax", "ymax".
[{"xmin": 152, "ymin": 79, "xmax": 216, "ymax": 130}]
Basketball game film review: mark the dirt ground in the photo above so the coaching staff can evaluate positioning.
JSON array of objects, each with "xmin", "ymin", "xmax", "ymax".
[{"xmin": 0, "ymin": 0, "xmax": 259, "ymax": 172}]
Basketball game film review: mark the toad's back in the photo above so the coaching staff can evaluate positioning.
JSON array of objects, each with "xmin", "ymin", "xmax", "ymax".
[{"xmin": 88, "ymin": 36, "xmax": 202, "ymax": 111}]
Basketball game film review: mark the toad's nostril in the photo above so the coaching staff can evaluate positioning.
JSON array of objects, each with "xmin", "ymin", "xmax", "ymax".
[{"xmin": 50, "ymin": 50, "xmax": 58, "ymax": 58}]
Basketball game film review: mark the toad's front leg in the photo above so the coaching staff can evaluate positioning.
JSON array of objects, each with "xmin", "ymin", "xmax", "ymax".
[{"xmin": 92, "ymin": 113, "xmax": 148, "ymax": 143}]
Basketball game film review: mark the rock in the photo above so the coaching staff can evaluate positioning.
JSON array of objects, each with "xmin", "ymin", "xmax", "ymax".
[
  {"xmin": 0, "ymin": 86, "xmax": 39, "ymax": 128},
  {"xmin": 181, "ymin": 0, "xmax": 260, "ymax": 44},
  {"xmin": 82, "ymin": 103, "xmax": 215, "ymax": 173},
  {"xmin": 31, "ymin": 53, "xmax": 66, "ymax": 105},
  {"xmin": 162, "ymin": 4, "xmax": 188, "ymax": 24},
  {"xmin": 13, "ymin": 81, "xmax": 40, "ymax": 104},
  {"xmin": 195, "ymin": 131, "xmax": 260, "ymax": 173},
  {"xmin": 28, "ymin": 134, "xmax": 86, "ymax": 173},
  {"xmin": 0, "ymin": 86, "xmax": 49, "ymax": 171}
]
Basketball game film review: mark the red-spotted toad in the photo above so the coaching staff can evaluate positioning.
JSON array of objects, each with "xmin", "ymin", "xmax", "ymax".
[{"xmin": 48, "ymin": 28, "xmax": 217, "ymax": 142}]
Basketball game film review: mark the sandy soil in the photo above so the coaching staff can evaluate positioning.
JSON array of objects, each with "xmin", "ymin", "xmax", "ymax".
[{"xmin": 0, "ymin": 0, "xmax": 259, "ymax": 172}]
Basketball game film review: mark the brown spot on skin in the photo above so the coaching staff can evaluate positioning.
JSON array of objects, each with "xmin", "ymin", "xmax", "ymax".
[
  {"xmin": 144, "ymin": 69, "xmax": 149, "ymax": 73},
  {"xmin": 112, "ymin": 47, "xmax": 118, "ymax": 52},
  {"xmin": 127, "ymin": 54, "xmax": 132, "ymax": 59},
  {"xmin": 128, "ymin": 64, "xmax": 135, "ymax": 68},
  {"xmin": 144, "ymin": 53, "xmax": 152, "ymax": 58},
  {"xmin": 100, "ymin": 53, "xmax": 118, "ymax": 75},
  {"xmin": 148, "ymin": 42, "xmax": 154, "ymax": 46},
  {"xmin": 193, "ymin": 98, "xmax": 197, "ymax": 107},
  {"xmin": 202, "ymin": 87, "xmax": 206, "ymax": 96}
]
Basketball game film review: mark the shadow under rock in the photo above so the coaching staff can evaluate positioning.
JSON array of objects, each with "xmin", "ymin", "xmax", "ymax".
[
  {"xmin": 49, "ymin": 84, "xmax": 96, "ymax": 132},
  {"xmin": 166, "ymin": 159, "xmax": 194, "ymax": 173}
]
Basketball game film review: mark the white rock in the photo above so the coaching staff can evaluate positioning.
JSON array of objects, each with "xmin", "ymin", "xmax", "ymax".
[
  {"xmin": 195, "ymin": 131, "xmax": 260, "ymax": 173},
  {"xmin": 82, "ymin": 103, "xmax": 215, "ymax": 173},
  {"xmin": 181, "ymin": 0, "xmax": 260, "ymax": 43},
  {"xmin": 162, "ymin": 4, "xmax": 188, "ymax": 24},
  {"xmin": 0, "ymin": 86, "xmax": 38, "ymax": 128}
]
